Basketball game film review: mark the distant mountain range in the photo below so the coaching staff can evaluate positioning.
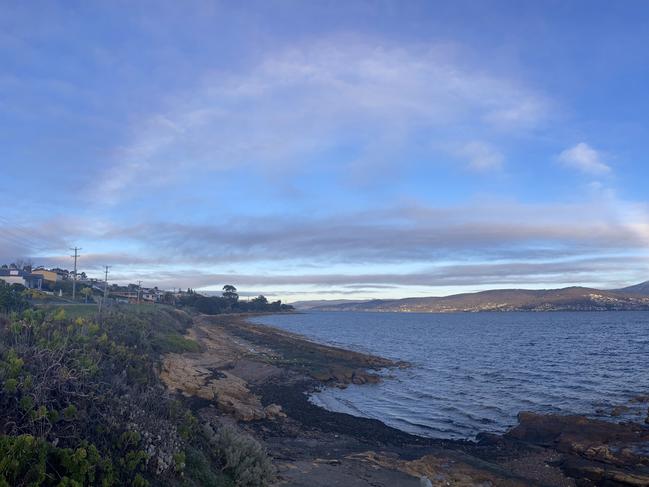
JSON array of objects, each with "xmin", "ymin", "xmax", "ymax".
[{"xmin": 292, "ymin": 281, "xmax": 649, "ymax": 313}]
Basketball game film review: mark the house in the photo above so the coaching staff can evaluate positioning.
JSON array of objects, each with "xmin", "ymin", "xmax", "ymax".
[
  {"xmin": 50, "ymin": 268, "xmax": 70, "ymax": 280},
  {"xmin": 141, "ymin": 288, "xmax": 162, "ymax": 303},
  {"xmin": 31, "ymin": 268, "xmax": 60, "ymax": 283},
  {"xmin": 0, "ymin": 269, "xmax": 43, "ymax": 289}
]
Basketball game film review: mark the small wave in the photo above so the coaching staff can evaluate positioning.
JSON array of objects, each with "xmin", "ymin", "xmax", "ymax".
[{"xmin": 259, "ymin": 311, "xmax": 649, "ymax": 440}]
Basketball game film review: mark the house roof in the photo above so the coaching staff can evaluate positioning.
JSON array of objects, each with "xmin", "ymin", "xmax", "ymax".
[
  {"xmin": 0, "ymin": 269, "xmax": 43, "ymax": 279},
  {"xmin": 0, "ymin": 269, "xmax": 26, "ymax": 277}
]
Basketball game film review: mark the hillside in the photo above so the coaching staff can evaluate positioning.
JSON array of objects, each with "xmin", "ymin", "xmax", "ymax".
[
  {"xmin": 615, "ymin": 280, "xmax": 649, "ymax": 295},
  {"xmin": 290, "ymin": 299, "xmax": 366, "ymax": 310},
  {"xmin": 301, "ymin": 285, "xmax": 649, "ymax": 312}
]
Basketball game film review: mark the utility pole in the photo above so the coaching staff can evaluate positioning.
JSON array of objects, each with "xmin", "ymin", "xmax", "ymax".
[
  {"xmin": 98, "ymin": 266, "xmax": 110, "ymax": 315},
  {"xmin": 70, "ymin": 247, "xmax": 81, "ymax": 300},
  {"xmin": 137, "ymin": 280, "xmax": 142, "ymax": 305},
  {"xmin": 103, "ymin": 266, "xmax": 110, "ymax": 301}
]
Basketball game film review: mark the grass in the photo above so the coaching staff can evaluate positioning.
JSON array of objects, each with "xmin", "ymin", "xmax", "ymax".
[
  {"xmin": 153, "ymin": 333, "xmax": 202, "ymax": 354},
  {"xmin": 35, "ymin": 303, "xmax": 99, "ymax": 319}
]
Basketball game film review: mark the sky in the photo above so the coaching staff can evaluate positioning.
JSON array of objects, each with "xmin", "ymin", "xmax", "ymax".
[{"xmin": 1, "ymin": 0, "xmax": 649, "ymax": 301}]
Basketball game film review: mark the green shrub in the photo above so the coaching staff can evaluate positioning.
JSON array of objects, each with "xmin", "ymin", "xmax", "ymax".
[
  {"xmin": 212, "ymin": 426, "xmax": 274, "ymax": 487},
  {"xmin": 152, "ymin": 334, "xmax": 201, "ymax": 354},
  {"xmin": 184, "ymin": 447, "xmax": 233, "ymax": 487},
  {"xmin": 0, "ymin": 435, "xmax": 114, "ymax": 487},
  {"xmin": 0, "ymin": 306, "xmax": 241, "ymax": 487},
  {"xmin": 0, "ymin": 282, "xmax": 30, "ymax": 313}
]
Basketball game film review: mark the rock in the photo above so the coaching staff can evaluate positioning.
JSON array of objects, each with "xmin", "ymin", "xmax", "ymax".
[
  {"xmin": 506, "ymin": 412, "xmax": 649, "ymax": 483},
  {"xmin": 311, "ymin": 370, "xmax": 334, "ymax": 382},
  {"xmin": 311, "ymin": 366, "xmax": 382, "ymax": 386},
  {"xmin": 611, "ymin": 405, "xmax": 631, "ymax": 417},
  {"xmin": 475, "ymin": 432, "xmax": 504, "ymax": 446},
  {"xmin": 264, "ymin": 403, "xmax": 286, "ymax": 419},
  {"xmin": 331, "ymin": 367, "xmax": 354, "ymax": 383},
  {"xmin": 160, "ymin": 354, "xmax": 269, "ymax": 421},
  {"xmin": 363, "ymin": 373, "xmax": 381, "ymax": 384},
  {"xmin": 562, "ymin": 456, "xmax": 649, "ymax": 486},
  {"xmin": 419, "ymin": 476, "xmax": 433, "ymax": 487},
  {"xmin": 507, "ymin": 411, "xmax": 649, "ymax": 451},
  {"xmin": 351, "ymin": 374, "xmax": 366, "ymax": 385}
]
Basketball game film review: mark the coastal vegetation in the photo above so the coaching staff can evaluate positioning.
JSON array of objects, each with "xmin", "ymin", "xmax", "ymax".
[
  {"xmin": 0, "ymin": 302, "xmax": 273, "ymax": 486},
  {"xmin": 0, "ymin": 281, "xmax": 30, "ymax": 314},
  {"xmin": 178, "ymin": 286, "xmax": 293, "ymax": 315}
]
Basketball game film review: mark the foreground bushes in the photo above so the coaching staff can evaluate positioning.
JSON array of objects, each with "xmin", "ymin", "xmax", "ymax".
[
  {"xmin": 0, "ymin": 306, "xmax": 256, "ymax": 486},
  {"xmin": 0, "ymin": 281, "xmax": 29, "ymax": 314},
  {"xmin": 0, "ymin": 434, "xmax": 114, "ymax": 486},
  {"xmin": 205, "ymin": 425, "xmax": 274, "ymax": 487}
]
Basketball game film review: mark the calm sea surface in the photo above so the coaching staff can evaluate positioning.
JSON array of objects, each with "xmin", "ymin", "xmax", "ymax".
[{"xmin": 254, "ymin": 311, "xmax": 649, "ymax": 440}]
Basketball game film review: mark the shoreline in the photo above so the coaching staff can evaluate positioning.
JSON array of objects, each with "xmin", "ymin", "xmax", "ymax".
[{"xmin": 162, "ymin": 312, "xmax": 649, "ymax": 486}]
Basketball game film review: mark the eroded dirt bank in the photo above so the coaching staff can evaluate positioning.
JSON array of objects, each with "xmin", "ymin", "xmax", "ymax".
[{"xmin": 160, "ymin": 314, "xmax": 649, "ymax": 486}]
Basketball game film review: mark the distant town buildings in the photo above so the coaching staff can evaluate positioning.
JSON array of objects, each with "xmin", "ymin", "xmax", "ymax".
[
  {"xmin": 31, "ymin": 268, "xmax": 61, "ymax": 283},
  {"xmin": 1, "ymin": 262, "xmax": 181, "ymax": 304},
  {"xmin": 0, "ymin": 269, "xmax": 43, "ymax": 289}
]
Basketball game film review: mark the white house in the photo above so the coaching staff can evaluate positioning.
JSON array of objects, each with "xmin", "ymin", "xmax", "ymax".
[{"xmin": 0, "ymin": 269, "xmax": 43, "ymax": 289}]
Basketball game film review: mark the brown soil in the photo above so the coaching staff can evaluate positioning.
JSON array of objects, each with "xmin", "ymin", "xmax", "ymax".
[{"xmin": 160, "ymin": 313, "xmax": 649, "ymax": 486}]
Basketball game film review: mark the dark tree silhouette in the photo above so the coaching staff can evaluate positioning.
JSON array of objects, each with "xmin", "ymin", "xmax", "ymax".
[{"xmin": 222, "ymin": 285, "xmax": 239, "ymax": 302}]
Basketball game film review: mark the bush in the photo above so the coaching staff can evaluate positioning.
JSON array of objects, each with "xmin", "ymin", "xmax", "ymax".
[
  {"xmin": 0, "ymin": 282, "xmax": 29, "ymax": 313},
  {"xmin": 0, "ymin": 306, "xmax": 243, "ymax": 486},
  {"xmin": 0, "ymin": 434, "xmax": 114, "ymax": 486},
  {"xmin": 184, "ymin": 448, "xmax": 234, "ymax": 487},
  {"xmin": 152, "ymin": 334, "xmax": 201, "ymax": 354},
  {"xmin": 211, "ymin": 426, "xmax": 274, "ymax": 487}
]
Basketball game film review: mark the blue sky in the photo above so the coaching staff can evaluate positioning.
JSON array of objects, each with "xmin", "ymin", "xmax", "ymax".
[{"xmin": 2, "ymin": 0, "xmax": 649, "ymax": 300}]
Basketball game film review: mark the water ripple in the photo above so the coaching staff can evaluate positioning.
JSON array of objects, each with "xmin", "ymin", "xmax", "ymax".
[{"xmin": 256, "ymin": 311, "xmax": 649, "ymax": 440}]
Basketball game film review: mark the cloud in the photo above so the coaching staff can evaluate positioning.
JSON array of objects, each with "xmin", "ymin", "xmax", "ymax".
[
  {"xmin": 96, "ymin": 37, "xmax": 549, "ymax": 202},
  {"xmin": 5, "ymin": 195, "xmax": 649, "ymax": 295},
  {"xmin": 559, "ymin": 142, "xmax": 611, "ymax": 175},
  {"xmin": 101, "ymin": 254, "xmax": 649, "ymax": 292},
  {"xmin": 84, "ymin": 199, "xmax": 648, "ymax": 267},
  {"xmin": 457, "ymin": 141, "xmax": 504, "ymax": 171},
  {"xmin": 20, "ymin": 197, "xmax": 646, "ymax": 279}
]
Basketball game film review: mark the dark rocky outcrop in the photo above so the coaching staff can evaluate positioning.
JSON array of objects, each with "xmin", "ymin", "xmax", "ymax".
[{"xmin": 505, "ymin": 412, "xmax": 649, "ymax": 485}]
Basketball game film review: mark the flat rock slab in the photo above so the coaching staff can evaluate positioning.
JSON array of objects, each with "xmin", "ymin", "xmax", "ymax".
[{"xmin": 274, "ymin": 458, "xmax": 422, "ymax": 487}]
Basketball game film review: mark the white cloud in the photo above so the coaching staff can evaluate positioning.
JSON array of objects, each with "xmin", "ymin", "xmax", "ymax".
[
  {"xmin": 96, "ymin": 38, "xmax": 549, "ymax": 202},
  {"xmin": 559, "ymin": 142, "xmax": 611, "ymax": 175},
  {"xmin": 457, "ymin": 141, "xmax": 504, "ymax": 171}
]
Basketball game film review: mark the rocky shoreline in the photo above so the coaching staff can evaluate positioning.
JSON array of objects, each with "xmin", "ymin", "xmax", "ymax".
[{"xmin": 161, "ymin": 313, "xmax": 649, "ymax": 486}]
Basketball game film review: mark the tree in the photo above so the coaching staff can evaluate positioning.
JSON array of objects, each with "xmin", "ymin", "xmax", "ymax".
[
  {"xmin": 0, "ymin": 282, "xmax": 29, "ymax": 313},
  {"xmin": 222, "ymin": 285, "xmax": 238, "ymax": 302},
  {"xmin": 80, "ymin": 287, "xmax": 93, "ymax": 303}
]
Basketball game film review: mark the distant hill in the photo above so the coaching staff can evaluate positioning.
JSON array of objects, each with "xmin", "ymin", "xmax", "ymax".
[
  {"xmin": 299, "ymin": 284, "xmax": 649, "ymax": 313},
  {"xmin": 290, "ymin": 299, "xmax": 366, "ymax": 310},
  {"xmin": 614, "ymin": 280, "xmax": 649, "ymax": 296}
]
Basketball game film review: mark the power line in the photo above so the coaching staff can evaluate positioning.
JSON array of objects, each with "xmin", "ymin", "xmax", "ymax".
[{"xmin": 0, "ymin": 216, "xmax": 46, "ymax": 251}]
